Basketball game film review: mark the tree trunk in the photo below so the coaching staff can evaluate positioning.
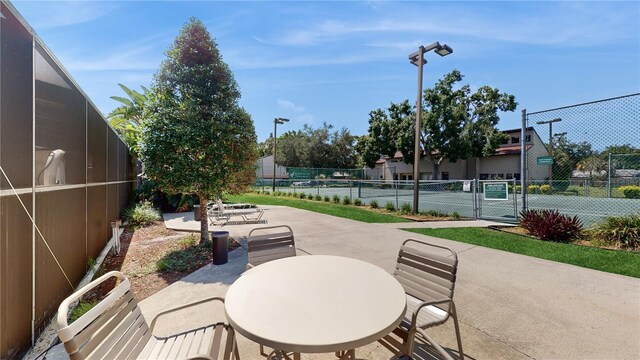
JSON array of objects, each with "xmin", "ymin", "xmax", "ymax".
[
  {"xmin": 199, "ymin": 196, "xmax": 210, "ymax": 244},
  {"xmin": 432, "ymin": 162, "xmax": 440, "ymax": 180}
]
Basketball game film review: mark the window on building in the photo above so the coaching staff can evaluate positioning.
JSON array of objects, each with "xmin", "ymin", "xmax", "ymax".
[
  {"xmin": 514, "ymin": 173, "xmax": 521, "ymax": 180},
  {"xmin": 506, "ymin": 173, "xmax": 514, "ymax": 179},
  {"xmin": 511, "ymin": 136, "xmax": 519, "ymax": 144},
  {"xmin": 525, "ymin": 135, "xmax": 531, "ymax": 142},
  {"xmin": 480, "ymin": 173, "xmax": 489, "ymax": 180},
  {"xmin": 441, "ymin": 172, "xmax": 449, "ymax": 180}
]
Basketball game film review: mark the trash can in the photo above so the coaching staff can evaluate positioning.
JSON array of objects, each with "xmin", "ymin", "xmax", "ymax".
[
  {"xmin": 212, "ymin": 231, "xmax": 229, "ymax": 265},
  {"xmin": 193, "ymin": 205, "xmax": 201, "ymax": 220}
]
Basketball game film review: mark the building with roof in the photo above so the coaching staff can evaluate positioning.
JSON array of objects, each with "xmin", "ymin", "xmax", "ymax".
[{"xmin": 365, "ymin": 128, "xmax": 549, "ymax": 181}]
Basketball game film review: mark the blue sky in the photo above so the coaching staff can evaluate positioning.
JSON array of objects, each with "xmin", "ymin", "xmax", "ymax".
[{"xmin": 12, "ymin": 1, "xmax": 640, "ymax": 142}]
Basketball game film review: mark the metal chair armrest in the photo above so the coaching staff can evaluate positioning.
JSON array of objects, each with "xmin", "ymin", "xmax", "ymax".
[
  {"xmin": 411, "ymin": 298, "xmax": 453, "ymax": 327},
  {"xmin": 149, "ymin": 296, "xmax": 225, "ymax": 331}
]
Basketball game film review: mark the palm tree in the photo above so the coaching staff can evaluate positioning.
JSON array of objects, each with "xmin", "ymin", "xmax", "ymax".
[{"xmin": 108, "ymin": 83, "xmax": 149, "ymax": 157}]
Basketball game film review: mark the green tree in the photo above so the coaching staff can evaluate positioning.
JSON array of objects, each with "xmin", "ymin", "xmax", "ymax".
[
  {"xmin": 601, "ymin": 144, "xmax": 640, "ymax": 171},
  {"xmin": 143, "ymin": 18, "xmax": 257, "ymax": 243},
  {"xmin": 551, "ymin": 134, "xmax": 594, "ymax": 179},
  {"xmin": 107, "ymin": 83, "xmax": 149, "ymax": 157},
  {"xmin": 577, "ymin": 155, "xmax": 608, "ymax": 180},
  {"xmin": 359, "ymin": 70, "xmax": 516, "ymax": 179}
]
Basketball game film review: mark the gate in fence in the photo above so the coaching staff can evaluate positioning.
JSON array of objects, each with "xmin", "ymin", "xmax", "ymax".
[{"xmin": 477, "ymin": 179, "xmax": 519, "ymax": 222}]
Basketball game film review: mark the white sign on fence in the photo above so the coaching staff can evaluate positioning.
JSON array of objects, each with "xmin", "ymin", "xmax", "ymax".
[{"xmin": 463, "ymin": 181, "xmax": 471, "ymax": 192}]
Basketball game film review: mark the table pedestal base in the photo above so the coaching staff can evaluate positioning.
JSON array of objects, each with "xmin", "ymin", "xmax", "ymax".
[{"xmin": 266, "ymin": 349, "xmax": 355, "ymax": 360}]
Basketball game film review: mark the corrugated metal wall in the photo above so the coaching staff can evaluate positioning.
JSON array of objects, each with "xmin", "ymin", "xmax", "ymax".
[{"xmin": 0, "ymin": 2, "xmax": 134, "ymax": 358}]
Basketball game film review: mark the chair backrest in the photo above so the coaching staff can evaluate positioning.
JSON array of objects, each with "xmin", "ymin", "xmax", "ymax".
[
  {"xmin": 57, "ymin": 271, "xmax": 150, "ymax": 360},
  {"xmin": 393, "ymin": 239, "xmax": 458, "ymax": 312},
  {"xmin": 246, "ymin": 225, "xmax": 296, "ymax": 268},
  {"xmin": 216, "ymin": 199, "xmax": 226, "ymax": 211}
]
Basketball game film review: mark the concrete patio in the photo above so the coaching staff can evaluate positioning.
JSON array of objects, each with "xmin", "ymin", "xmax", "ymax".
[{"xmin": 145, "ymin": 206, "xmax": 639, "ymax": 359}]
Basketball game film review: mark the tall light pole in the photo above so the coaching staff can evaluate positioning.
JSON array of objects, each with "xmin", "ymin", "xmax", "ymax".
[
  {"xmin": 536, "ymin": 118, "xmax": 562, "ymax": 191},
  {"xmin": 409, "ymin": 42, "xmax": 453, "ymax": 213},
  {"xmin": 272, "ymin": 117, "xmax": 289, "ymax": 192}
]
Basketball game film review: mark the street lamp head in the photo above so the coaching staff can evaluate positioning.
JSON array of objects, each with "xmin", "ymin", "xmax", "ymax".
[
  {"xmin": 274, "ymin": 117, "xmax": 289, "ymax": 124},
  {"xmin": 435, "ymin": 43, "xmax": 453, "ymax": 57},
  {"xmin": 536, "ymin": 118, "xmax": 562, "ymax": 125}
]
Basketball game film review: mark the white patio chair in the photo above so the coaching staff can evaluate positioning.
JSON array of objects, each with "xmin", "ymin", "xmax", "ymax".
[
  {"xmin": 57, "ymin": 271, "xmax": 239, "ymax": 360},
  {"xmin": 380, "ymin": 239, "xmax": 464, "ymax": 360},
  {"xmin": 208, "ymin": 199, "xmax": 264, "ymax": 224},
  {"xmin": 245, "ymin": 225, "xmax": 297, "ymax": 270}
]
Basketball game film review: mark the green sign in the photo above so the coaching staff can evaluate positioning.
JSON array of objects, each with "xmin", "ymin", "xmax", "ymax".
[
  {"xmin": 287, "ymin": 168, "xmax": 312, "ymax": 179},
  {"xmin": 537, "ymin": 156, "xmax": 554, "ymax": 165},
  {"xmin": 483, "ymin": 182, "xmax": 509, "ymax": 201}
]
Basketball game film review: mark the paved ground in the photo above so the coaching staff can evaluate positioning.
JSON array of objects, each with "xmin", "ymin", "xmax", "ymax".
[{"xmin": 152, "ymin": 206, "xmax": 640, "ymax": 360}]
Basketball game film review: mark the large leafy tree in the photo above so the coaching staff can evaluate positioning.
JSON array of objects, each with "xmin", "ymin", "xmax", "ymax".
[
  {"xmin": 143, "ymin": 18, "xmax": 257, "ymax": 243},
  {"xmin": 107, "ymin": 83, "xmax": 149, "ymax": 157},
  {"xmin": 256, "ymin": 122, "xmax": 357, "ymax": 169},
  {"xmin": 358, "ymin": 70, "xmax": 517, "ymax": 179}
]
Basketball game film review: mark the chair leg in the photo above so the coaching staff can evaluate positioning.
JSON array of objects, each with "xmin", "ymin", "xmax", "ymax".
[
  {"xmin": 450, "ymin": 302, "xmax": 465, "ymax": 360},
  {"xmin": 405, "ymin": 328, "xmax": 417, "ymax": 358}
]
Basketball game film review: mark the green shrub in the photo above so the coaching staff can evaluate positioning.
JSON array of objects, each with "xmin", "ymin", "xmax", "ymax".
[
  {"xmin": 307, "ymin": 193, "xmax": 315, "ymax": 200},
  {"xmin": 527, "ymin": 185, "xmax": 540, "ymax": 194},
  {"xmin": 315, "ymin": 194, "xmax": 322, "ymax": 201},
  {"xmin": 369, "ymin": 200, "xmax": 379, "ymax": 209},
  {"xmin": 385, "ymin": 201, "xmax": 396, "ymax": 212},
  {"xmin": 452, "ymin": 211, "xmax": 461, "ymax": 220},
  {"xmin": 324, "ymin": 195, "xmax": 331, "ymax": 202},
  {"xmin": 519, "ymin": 209, "xmax": 583, "ymax": 242},
  {"xmin": 69, "ymin": 301, "xmax": 98, "ymax": 324},
  {"xmin": 540, "ymin": 184, "xmax": 551, "ymax": 194},
  {"xmin": 620, "ymin": 185, "xmax": 640, "ymax": 199},
  {"xmin": 353, "ymin": 198, "xmax": 363, "ymax": 206},
  {"xmin": 515, "ymin": 185, "xmax": 522, "ymax": 194},
  {"xmin": 423, "ymin": 209, "xmax": 446, "ymax": 217},
  {"xmin": 333, "ymin": 195, "xmax": 341, "ymax": 203},
  {"xmin": 298, "ymin": 192, "xmax": 306, "ymax": 199},
  {"xmin": 592, "ymin": 215, "xmax": 640, "ymax": 250},
  {"xmin": 399, "ymin": 202, "xmax": 412, "ymax": 214},
  {"xmin": 342, "ymin": 196, "xmax": 351, "ymax": 205},
  {"xmin": 123, "ymin": 202, "xmax": 161, "ymax": 227}
]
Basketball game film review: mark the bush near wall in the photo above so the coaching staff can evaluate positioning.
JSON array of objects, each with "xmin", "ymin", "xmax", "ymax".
[{"xmin": 620, "ymin": 185, "xmax": 640, "ymax": 199}]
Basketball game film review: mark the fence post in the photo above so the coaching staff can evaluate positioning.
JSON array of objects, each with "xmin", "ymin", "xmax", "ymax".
[
  {"xmin": 395, "ymin": 180, "xmax": 399, "ymax": 210},
  {"xmin": 608, "ymin": 153, "xmax": 612, "ymax": 198},
  {"xmin": 520, "ymin": 109, "xmax": 528, "ymax": 212},
  {"xmin": 349, "ymin": 181, "xmax": 352, "ymax": 200},
  {"xmin": 472, "ymin": 179, "xmax": 478, "ymax": 220},
  {"xmin": 513, "ymin": 178, "xmax": 518, "ymax": 219}
]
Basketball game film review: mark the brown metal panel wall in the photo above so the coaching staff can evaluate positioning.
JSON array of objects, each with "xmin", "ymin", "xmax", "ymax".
[
  {"xmin": 106, "ymin": 184, "xmax": 119, "ymax": 239},
  {"xmin": 87, "ymin": 105, "xmax": 106, "ymax": 184},
  {"xmin": 34, "ymin": 188, "xmax": 86, "ymax": 333},
  {"xmin": 87, "ymin": 186, "xmax": 107, "ymax": 260},
  {"xmin": 0, "ymin": 2, "xmax": 33, "ymax": 190},
  {"xmin": 107, "ymin": 130, "xmax": 118, "ymax": 182},
  {"xmin": 34, "ymin": 44, "xmax": 86, "ymax": 186},
  {"xmin": 0, "ymin": 194, "xmax": 33, "ymax": 360}
]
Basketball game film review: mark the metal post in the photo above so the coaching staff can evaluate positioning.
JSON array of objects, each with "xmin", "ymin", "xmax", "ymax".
[
  {"xmin": 395, "ymin": 180, "xmax": 399, "ymax": 210},
  {"xmin": 548, "ymin": 122, "xmax": 553, "ymax": 192},
  {"xmin": 520, "ymin": 109, "xmax": 527, "ymax": 211},
  {"xmin": 412, "ymin": 45, "xmax": 425, "ymax": 214},
  {"xmin": 513, "ymin": 178, "xmax": 518, "ymax": 219},
  {"xmin": 608, "ymin": 153, "xmax": 612, "ymax": 198},
  {"xmin": 472, "ymin": 178, "xmax": 478, "ymax": 220},
  {"xmin": 272, "ymin": 123, "xmax": 277, "ymax": 192}
]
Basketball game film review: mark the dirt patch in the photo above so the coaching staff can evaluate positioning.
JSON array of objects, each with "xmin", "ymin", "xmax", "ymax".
[{"xmin": 97, "ymin": 222, "xmax": 221, "ymax": 302}]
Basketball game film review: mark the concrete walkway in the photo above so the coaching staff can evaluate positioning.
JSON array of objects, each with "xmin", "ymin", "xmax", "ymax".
[{"xmin": 145, "ymin": 206, "xmax": 640, "ymax": 359}]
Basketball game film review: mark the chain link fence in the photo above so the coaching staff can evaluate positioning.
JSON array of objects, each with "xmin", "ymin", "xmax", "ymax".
[{"xmin": 525, "ymin": 93, "xmax": 640, "ymax": 225}]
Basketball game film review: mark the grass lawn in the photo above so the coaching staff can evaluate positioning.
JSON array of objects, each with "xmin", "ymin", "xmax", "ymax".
[
  {"xmin": 226, "ymin": 193, "xmax": 410, "ymax": 223},
  {"xmin": 404, "ymin": 227, "xmax": 640, "ymax": 278}
]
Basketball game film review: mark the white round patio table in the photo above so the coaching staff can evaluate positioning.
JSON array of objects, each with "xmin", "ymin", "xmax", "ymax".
[{"xmin": 224, "ymin": 255, "xmax": 406, "ymax": 358}]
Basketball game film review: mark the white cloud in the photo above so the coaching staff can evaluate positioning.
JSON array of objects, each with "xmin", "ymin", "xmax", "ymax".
[
  {"xmin": 20, "ymin": 1, "xmax": 118, "ymax": 30},
  {"xmin": 277, "ymin": 99, "xmax": 314, "ymax": 124},
  {"xmin": 261, "ymin": 3, "xmax": 638, "ymax": 47}
]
